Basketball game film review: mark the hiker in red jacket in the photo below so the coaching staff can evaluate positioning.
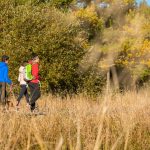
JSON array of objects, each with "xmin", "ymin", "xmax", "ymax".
[{"xmin": 29, "ymin": 53, "xmax": 41, "ymax": 112}]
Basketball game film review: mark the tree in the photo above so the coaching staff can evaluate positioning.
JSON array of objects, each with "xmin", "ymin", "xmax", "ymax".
[{"xmin": 0, "ymin": 1, "xmax": 86, "ymax": 94}]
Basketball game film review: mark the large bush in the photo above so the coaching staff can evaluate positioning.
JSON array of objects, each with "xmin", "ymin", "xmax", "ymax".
[
  {"xmin": 0, "ymin": 1, "xmax": 83, "ymax": 92},
  {"xmin": 0, "ymin": 0, "xmax": 105, "ymax": 95}
]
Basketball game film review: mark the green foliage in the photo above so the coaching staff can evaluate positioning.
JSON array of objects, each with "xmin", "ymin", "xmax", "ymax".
[
  {"xmin": 0, "ymin": 0, "xmax": 150, "ymax": 95},
  {"xmin": 0, "ymin": 1, "xmax": 82, "ymax": 92},
  {"xmin": 79, "ymin": 68, "xmax": 106, "ymax": 96},
  {"xmin": 76, "ymin": 6, "xmax": 104, "ymax": 41},
  {"xmin": 50, "ymin": 0, "xmax": 73, "ymax": 8},
  {"xmin": 0, "ymin": 0, "xmax": 105, "ymax": 95}
]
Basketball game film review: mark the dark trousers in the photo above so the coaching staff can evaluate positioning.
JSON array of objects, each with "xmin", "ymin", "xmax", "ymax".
[
  {"xmin": 17, "ymin": 85, "xmax": 29, "ymax": 105},
  {"xmin": 28, "ymin": 82, "xmax": 41, "ymax": 111},
  {"xmin": 0, "ymin": 82, "xmax": 7, "ymax": 106}
]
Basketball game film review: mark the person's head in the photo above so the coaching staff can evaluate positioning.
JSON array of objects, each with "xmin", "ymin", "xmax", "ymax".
[
  {"xmin": 2, "ymin": 55, "xmax": 9, "ymax": 64},
  {"xmin": 31, "ymin": 53, "xmax": 39, "ymax": 63},
  {"xmin": 21, "ymin": 59, "xmax": 28, "ymax": 67}
]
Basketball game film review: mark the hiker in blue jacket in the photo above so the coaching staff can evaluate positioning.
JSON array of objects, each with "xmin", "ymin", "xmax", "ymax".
[{"xmin": 0, "ymin": 55, "xmax": 12, "ymax": 107}]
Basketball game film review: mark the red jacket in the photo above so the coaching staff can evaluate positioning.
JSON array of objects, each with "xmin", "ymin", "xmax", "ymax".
[{"xmin": 31, "ymin": 63, "xmax": 40, "ymax": 83}]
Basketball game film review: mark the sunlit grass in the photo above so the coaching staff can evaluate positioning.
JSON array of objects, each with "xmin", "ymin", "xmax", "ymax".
[{"xmin": 0, "ymin": 89, "xmax": 150, "ymax": 150}]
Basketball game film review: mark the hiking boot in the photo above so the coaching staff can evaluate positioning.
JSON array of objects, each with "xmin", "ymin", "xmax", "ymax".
[{"xmin": 32, "ymin": 105, "xmax": 39, "ymax": 114}]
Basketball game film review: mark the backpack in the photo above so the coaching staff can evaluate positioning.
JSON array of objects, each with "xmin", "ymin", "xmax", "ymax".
[{"xmin": 24, "ymin": 63, "xmax": 33, "ymax": 81}]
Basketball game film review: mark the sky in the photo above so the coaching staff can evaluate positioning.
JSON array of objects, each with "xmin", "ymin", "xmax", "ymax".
[{"xmin": 136, "ymin": 0, "xmax": 150, "ymax": 5}]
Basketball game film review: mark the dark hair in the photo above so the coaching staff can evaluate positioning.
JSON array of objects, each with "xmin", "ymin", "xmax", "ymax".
[
  {"xmin": 31, "ymin": 53, "xmax": 38, "ymax": 60},
  {"xmin": 2, "ymin": 55, "xmax": 9, "ymax": 62},
  {"xmin": 21, "ymin": 59, "xmax": 28, "ymax": 66}
]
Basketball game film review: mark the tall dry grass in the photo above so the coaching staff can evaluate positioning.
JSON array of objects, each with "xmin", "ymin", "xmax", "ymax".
[{"xmin": 0, "ymin": 89, "xmax": 150, "ymax": 150}]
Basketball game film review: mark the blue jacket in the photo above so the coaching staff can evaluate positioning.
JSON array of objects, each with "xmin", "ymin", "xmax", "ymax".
[{"xmin": 0, "ymin": 62, "xmax": 12, "ymax": 85}]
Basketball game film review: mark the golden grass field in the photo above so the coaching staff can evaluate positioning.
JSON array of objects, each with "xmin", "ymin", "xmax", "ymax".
[{"xmin": 0, "ymin": 89, "xmax": 150, "ymax": 150}]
